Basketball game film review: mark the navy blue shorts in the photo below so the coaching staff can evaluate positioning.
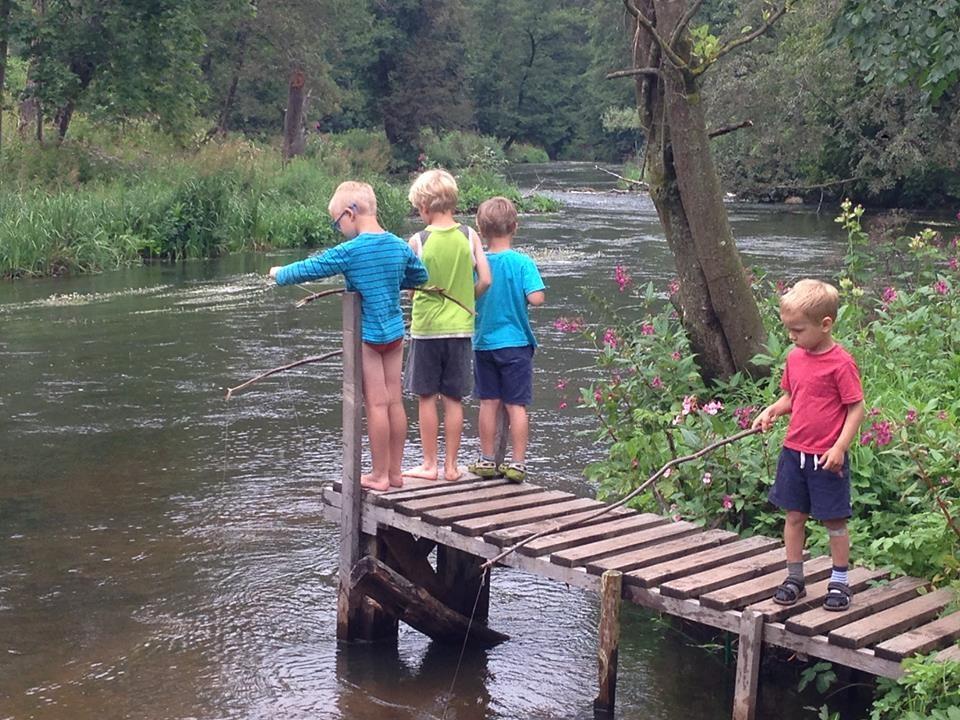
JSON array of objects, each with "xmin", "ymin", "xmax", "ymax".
[
  {"xmin": 768, "ymin": 448, "xmax": 851, "ymax": 521},
  {"xmin": 473, "ymin": 346, "xmax": 534, "ymax": 406}
]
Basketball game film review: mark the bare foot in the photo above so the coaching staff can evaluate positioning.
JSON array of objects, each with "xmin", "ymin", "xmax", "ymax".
[
  {"xmin": 402, "ymin": 463, "xmax": 439, "ymax": 480},
  {"xmin": 389, "ymin": 476, "xmax": 404, "ymax": 488},
  {"xmin": 360, "ymin": 473, "xmax": 391, "ymax": 492},
  {"xmin": 444, "ymin": 465, "xmax": 467, "ymax": 482}
]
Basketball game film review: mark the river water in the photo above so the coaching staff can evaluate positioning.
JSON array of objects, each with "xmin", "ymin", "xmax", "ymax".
[{"xmin": 1, "ymin": 164, "xmax": 851, "ymax": 720}]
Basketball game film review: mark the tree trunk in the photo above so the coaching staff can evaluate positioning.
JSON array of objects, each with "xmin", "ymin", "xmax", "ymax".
[
  {"xmin": 282, "ymin": 66, "xmax": 306, "ymax": 162},
  {"xmin": 215, "ymin": 26, "xmax": 249, "ymax": 136},
  {"xmin": 0, "ymin": 0, "xmax": 11, "ymax": 154},
  {"xmin": 630, "ymin": 0, "xmax": 767, "ymax": 382}
]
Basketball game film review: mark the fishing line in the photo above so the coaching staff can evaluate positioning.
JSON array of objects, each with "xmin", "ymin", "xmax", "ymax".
[{"xmin": 441, "ymin": 568, "xmax": 489, "ymax": 720}]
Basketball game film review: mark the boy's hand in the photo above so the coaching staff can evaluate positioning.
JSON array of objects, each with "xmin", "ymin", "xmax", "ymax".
[
  {"xmin": 819, "ymin": 445, "xmax": 846, "ymax": 474},
  {"xmin": 752, "ymin": 406, "xmax": 777, "ymax": 432},
  {"xmin": 268, "ymin": 266, "xmax": 281, "ymax": 280}
]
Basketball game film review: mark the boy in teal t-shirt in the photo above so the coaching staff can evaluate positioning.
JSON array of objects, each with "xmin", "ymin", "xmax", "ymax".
[{"xmin": 468, "ymin": 197, "xmax": 545, "ymax": 482}]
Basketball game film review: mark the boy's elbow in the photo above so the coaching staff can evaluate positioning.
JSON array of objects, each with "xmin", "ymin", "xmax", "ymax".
[
  {"xmin": 475, "ymin": 279, "xmax": 491, "ymax": 297},
  {"xmin": 527, "ymin": 291, "xmax": 545, "ymax": 306}
]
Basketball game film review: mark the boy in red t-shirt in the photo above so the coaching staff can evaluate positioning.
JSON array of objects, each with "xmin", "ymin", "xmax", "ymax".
[{"xmin": 753, "ymin": 279, "xmax": 865, "ymax": 611}]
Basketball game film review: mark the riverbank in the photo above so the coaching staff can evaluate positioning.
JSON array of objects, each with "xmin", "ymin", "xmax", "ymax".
[{"xmin": 0, "ymin": 132, "xmax": 560, "ymax": 280}]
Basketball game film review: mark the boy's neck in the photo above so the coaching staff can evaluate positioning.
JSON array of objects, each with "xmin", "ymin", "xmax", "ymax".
[
  {"xmin": 485, "ymin": 235, "xmax": 514, "ymax": 252},
  {"xmin": 354, "ymin": 216, "xmax": 385, "ymax": 235},
  {"xmin": 425, "ymin": 211, "xmax": 457, "ymax": 228},
  {"xmin": 808, "ymin": 336, "xmax": 836, "ymax": 354}
]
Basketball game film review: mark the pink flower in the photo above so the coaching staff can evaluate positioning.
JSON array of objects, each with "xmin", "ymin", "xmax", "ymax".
[
  {"xmin": 722, "ymin": 494, "xmax": 734, "ymax": 510},
  {"xmin": 938, "ymin": 410, "xmax": 949, "ymax": 420},
  {"xmin": 933, "ymin": 280, "xmax": 949, "ymax": 295},
  {"xmin": 594, "ymin": 390, "xmax": 603, "ymax": 403},
  {"xmin": 614, "ymin": 264, "xmax": 632, "ymax": 292},
  {"xmin": 559, "ymin": 401, "xmax": 567, "ymax": 410},
  {"xmin": 702, "ymin": 472, "xmax": 712, "ymax": 486},
  {"xmin": 870, "ymin": 420, "xmax": 893, "ymax": 447},
  {"xmin": 702, "ymin": 400, "xmax": 723, "ymax": 416},
  {"xmin": 734, "ymin": 406, "xmax": 756, "ymax": 430},
  {"xmin": 671, "ymin": 351, "xmax": 682, "ymax": 361},
  {"xmin": 668, "ymin": 279, "xmax": 680, "ymax": 295},
  {"xmin": 868, "ymin": 406, "xmax": 882, "ymax": 417},
  {"xmin": 603, "ymin": 328, "xmax": 619, "ymax": 348},
  {"xmin": 905, "ymin": 409, "xmax": 917, "ymax": 423},
  {"xmin": 663, "ymin": 468, "xmax": 672, "ymax": 478},
  {"xmin": 556, "ymin": 378, "xmax": 568, "ymax": 390},
  {"xmin": 860, "ymin": 431, "xmax": 873, "ymax": 446},
  {"xmin": 651, "ymin": 376, "xmax": 663, "ymax": 389},
  {"xmin": 682, "ymin": 395, "xmax": 698, "ymax": 416},
  {"xmin": 775, "ymin": 279, "xmax": 787, "ymax": 295},
  {"xmin": 949, "ymin": 257, "xmax": 958, "ymax": 271},
  {"xmin": 640, "ymin": 323, "xmax": 655, "ymax": 336},
  {"xmin": 881, "ymin": 286, "xmax": 898, "ymax": 304},
  {"xmin": 941, "ymin": 476, "xmax": 951, "ymax": 485},
  {"xmin": 672, "ymin": 513, "xmax": 682, "ymax": 522},
  {"xmin": 553, "ymin": 317, "xmax": 584, "ymax": 333}
]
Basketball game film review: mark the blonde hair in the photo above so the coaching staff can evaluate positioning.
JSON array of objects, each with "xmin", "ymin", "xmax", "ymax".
[
  {"xmin": 476, "ymin": 196, "xmax": 518, "ymax": 238},
  {"xmin": 328, "ymin": 181, "xmax": 377, "ymax": 216},
  {"xmin": 780, "ymin": 278, "xmax": 839, "ymax": 321},
  {"xmin": 408, "ymin": 168, "xmax": 458, "ymax": 214}
]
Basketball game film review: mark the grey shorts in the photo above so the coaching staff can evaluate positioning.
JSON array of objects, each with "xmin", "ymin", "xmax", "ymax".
[{"xmin": 404, "ymin": 337, "xmax": 473, "ymax": 400}]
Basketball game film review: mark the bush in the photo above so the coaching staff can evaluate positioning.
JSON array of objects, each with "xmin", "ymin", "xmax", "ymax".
[
  {"xmin": 456, "ymin": 167, "xmax": 561, "ymax": 214},
  {"xmin": 420, "ymin": 129, "xmax": 506, "ymax": 171},
  {"xmin": 505, "ymin": 142, "xmax": 550, "ymax": 164}
]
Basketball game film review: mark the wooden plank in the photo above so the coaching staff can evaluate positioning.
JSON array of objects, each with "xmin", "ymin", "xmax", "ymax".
[
  {"xmin": 937, "ymin": 644, "xmax": 960, "ymax": 662},
  {"xmin": 484, "ymin": 505, "xmax": 636, "ymax": 547},
  {"xmin": 761, "ymin": 624, "xmax": 904, "ymax": 680},
  {"xmin": 367, "ymin": 477, "xmax": 508, "ymax": 507},
  {"xmin": 551, "ymin": 521, "xmax": 701, "ymax": 568},
  {"xmin": 828, "ymin": 588, "xmax": 955, "ymax": 650},
  {"xmin": 700, "ymin": 556, "xmax": 834, "ymax": 611},
  {"xmin": 785, "ymin": 576, "xmax": 928, "ymax": 637},
  {"xmin": 421, "ymin": 490, "xmax": 575, "ymax": 526},
  {"xmin": 874, "ymin": 611, "xmax": 960, "ymax": 661},
  {"xmin": 586, "ymin": 529, "xmax": 738, "ymax": 576},
  {"xmin": 518, "ymin": 513, "xmax": 669, "ymax": 557},
  {"xmin": 732, "ymin": 610, "xmax": 764, "ymax": 720},
  {"xmin": 660, "ymin": 548, "xmax": 802, "ymax": 600},
  {"xmin": 594, "ymin": 570, "xmax": 623, "ymax": 713},
  {"xmin": 452, "ymin": 497, "xmax": 603, "ymax": 536},
  {"xmin": 746, "ymin": 567, "xmax": 890, "ymax": 622},
  {"xmin": 393, "ymin": 483, "xmax": 545, "ymax": 516},
  {"xmin": 626, "ymin": 536, "xmax": 780, "ymax": 589},
  {"xmin": 334, "ymin": 470, "xmax": 483, "ymax": 494},
  {"xmin": 336, "ymin": 292, "xmax": 364, "ymax": 641}
]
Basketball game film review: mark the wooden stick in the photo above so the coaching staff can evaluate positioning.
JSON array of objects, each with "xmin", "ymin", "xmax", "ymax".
[
  {"xmin": 294, "ymin": 285, "xmax": 473, "ymax": 316},
  {"xmin": 225, "ymin": 349, "xmax": 343, "ymax": 399},
  {"xmin": 594, "ymin": 164, "xmax": 649, "ymax": 189},
  {"xmin": 295, "ymin": 287, "xmax": 345, "ymax": 308},
  {"xmin": 480, "ymin": 427, "xmax": 761, "ymax": 570}
]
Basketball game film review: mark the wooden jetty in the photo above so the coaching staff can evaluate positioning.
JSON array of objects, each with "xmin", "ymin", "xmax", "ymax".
[{"xmin": 326, "ymin": 294, "xmax": 959, "ymax": 719}]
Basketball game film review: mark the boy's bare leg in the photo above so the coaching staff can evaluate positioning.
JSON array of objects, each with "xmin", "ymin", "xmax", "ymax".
[
  {"xmin": 824, "ymin": 518, "xmax": 850, "ymax": 566},
  {"xmin": 504, "ymin": 404, "xmax": 528, "ymax": 464},
  {"xmin": 442, "ymin": 394, "xmax": 465, "ymax": 481},
  {"xmin": 784, "ymin": 510, "xmax": 808, "ymax": 561},
  {"xmin": 359, "ymin": 345, "xmax": 391, "ymax": 491},
  {"xmin": 382, "ymin": 344, "xmax": 406, "ymax": 487},
  {"xmin": 403, "ymin": 394, "xmax": 439, "ymax": 480},
  {"xmin": 478, "ymin": 399, "xmax": 502, "ymax": 458}
]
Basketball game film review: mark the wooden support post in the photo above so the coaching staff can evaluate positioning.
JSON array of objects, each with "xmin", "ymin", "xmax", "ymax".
[
  {"xmin": 594, "ymin": 569, "xmax": 623, "ymax": 715},
  {"xmin": 437, "ymin": 545, "xmax": 490, "ymax": 622},
  {"xmin": 732, "ymin": 610, "xmax": 764, "ymax": 720},
  {"xmin": 336, "ymin": 292, "xmax": 363, "ymax": 641},
  {"xmin": 357, "ymin": 533, "xmax": 399, "ymax": 642}
]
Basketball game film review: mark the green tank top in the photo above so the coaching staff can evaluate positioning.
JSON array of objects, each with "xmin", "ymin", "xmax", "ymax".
[{"xmin": 410, "ymin": 224, "xmax": 476, "ymax": 337}]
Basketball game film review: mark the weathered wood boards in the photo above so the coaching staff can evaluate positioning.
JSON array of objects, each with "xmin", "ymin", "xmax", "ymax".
[
  {"xmin": 699, "ymin": 556, "xmax": 833, "ymax": 611},
  {"xmin": 551, "ymin": 521, "xmax": 701, "ymax": 568},
  {"xmin": 586, "ymin": 528, "xmax": 737, "ymax": 576},
  {"xmin": 873, "ymin": 611, "xmax": 960, "ymax": 661},
  {"xmin": 627, "ymin": 536, "xmax": 780, "ymax": 589},
  {"xmin": 828, "ymin": 588, "xmax": 955, "ymax": 650},
  {"xmin": 660, "ymin": 548, "xmax": 807, "ymax": 599},
  {"xmin": 746, "ymin": 566, "xmax": 890, "ymax": 622}
]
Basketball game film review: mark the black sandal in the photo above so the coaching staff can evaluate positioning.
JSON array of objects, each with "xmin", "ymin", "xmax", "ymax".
[
  {"xmin": 773, "ymin": 576, "xmax": 806, "ymax": 606},
  {"xmin": 823, "ymin": 581, "xmax": 852, "ymax": 611}
]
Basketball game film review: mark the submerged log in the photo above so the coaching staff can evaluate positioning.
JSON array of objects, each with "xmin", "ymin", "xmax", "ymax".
[{"xmin": 349, "ymin": 555, "xmax": 509, "ymax": 646}]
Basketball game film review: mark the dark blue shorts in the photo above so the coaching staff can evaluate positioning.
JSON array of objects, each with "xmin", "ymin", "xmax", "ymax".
[
  {"xmin": 473, "ymin": 346, "xmax": 534, "ymax": 406},
  {"xmin": 768, "ymin": 448, "xmax": 851, "ymax": 521}
]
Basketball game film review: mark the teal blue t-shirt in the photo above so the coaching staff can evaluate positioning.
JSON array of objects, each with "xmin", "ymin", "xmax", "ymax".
[{"xmin": 473, "ymin": 249, "xmax": 545, "ymax": 350}]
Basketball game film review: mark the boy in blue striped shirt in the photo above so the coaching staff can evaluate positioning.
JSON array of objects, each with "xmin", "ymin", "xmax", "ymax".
[{"xmin": 269, "ymin": 181, "xmax": 428, "ymax": 491}]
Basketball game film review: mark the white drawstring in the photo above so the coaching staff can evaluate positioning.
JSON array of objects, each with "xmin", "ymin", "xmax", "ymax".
[{"xmin": 799, "ymin": 452, "xmax": 820, "ymax": 471}]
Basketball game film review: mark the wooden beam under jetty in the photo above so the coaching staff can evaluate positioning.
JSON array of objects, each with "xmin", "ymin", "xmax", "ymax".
[{"xmin": 349, "ymin": 556, "xmax": 509, "ymax": 647}]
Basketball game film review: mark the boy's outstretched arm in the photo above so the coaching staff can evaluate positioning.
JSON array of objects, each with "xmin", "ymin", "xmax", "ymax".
[
  {"xmin": 269, "ymin": 246, "xmax": 349, "ymax": 285},
  {"xmin": 526, "ymin": 290, "xmax": 545, "ymax": 306},
  {"xmin": 752, "ymin": 393, "xmax": 792, "ymax": 432},
  {"xmin": 401, "ymin": 249, "xmax": 429, "ymax": 289},
  {"xmin": 820, "ymin": 400, "xmax": 865, "ymax": 472},
  {"xmin": 470, "ymin": 230, "xmax": 492, "ymax": 297}
]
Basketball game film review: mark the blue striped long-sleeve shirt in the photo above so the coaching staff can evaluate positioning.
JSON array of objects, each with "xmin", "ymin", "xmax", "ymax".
[{"xmin": 275, "ymin": 232, "xmax": 428, "ymax": 343}]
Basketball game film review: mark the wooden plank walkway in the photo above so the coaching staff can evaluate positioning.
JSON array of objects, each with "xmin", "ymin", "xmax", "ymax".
[{"xmin": 323, "ymin": 474, "xmax": 959, "ymax": 682}]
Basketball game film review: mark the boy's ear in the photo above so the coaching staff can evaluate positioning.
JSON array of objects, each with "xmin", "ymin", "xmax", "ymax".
[{"xmin": 821, "ymin": 316, "xmax": 834, "ymax": 332}]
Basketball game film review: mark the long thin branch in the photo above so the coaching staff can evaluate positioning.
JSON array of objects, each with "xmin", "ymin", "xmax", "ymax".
[
  {"xmin": 708, "ymin": 119, "xmax": 753, "ymax": 139},
  {"xmin": 669, "ymin": 0, "xmax": 704, "ymax": 49},
  {"xmin": 594, "ymin": 164, "xmax": 649, "ymax": 189},
  {"xmin": 697, "ymin": 2, "xmax": 791, "ymax": 74},
  {"xmin": 480, "ymin": 427, "xmax": 761, "ymax": 569},
  {"xmin": 296, "ymin": 285, "xmax": 473, "ymax": 316},
  {"xmin": 225, "ymin": 350, "xmax": 343, "ymax": 399},
  {"xmin": 624, "ymin": 0, "xmax": 689, "ymax": 71},
  {"xmin": 606, "ymin": 66, "xmax": 662, "ymax": 80},
  {"xmin": 296, "ymin": 287, "xmax": 346, "ymax": 308}
]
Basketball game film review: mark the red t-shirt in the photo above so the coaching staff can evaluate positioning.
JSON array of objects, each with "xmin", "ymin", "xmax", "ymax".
[{"xmin": 781, "ymin": 344, "xmax": 864, "ymax": 454}]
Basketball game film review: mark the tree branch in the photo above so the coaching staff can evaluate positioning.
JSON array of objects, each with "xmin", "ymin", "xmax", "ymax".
[
  {"xmin": 669, "ymin": 0, "xmax": 704, "ymax": 49},
  {"xmin": 225, "ymin": 350, "xmax": 343, "ymax": 399},
  {"xmin": 606, "ymin": 66, "xmax": 662, "ymax": 80},
  {"xmin": 696, "ymin": 2, "xmax": 792, "ymax": 75},
  {"xmin": 595, "ymin": 164, "xmax": 649, "ymax": 189},
  {"xmin": 707, "ymin": 119, "xmax": 753, "ymax": 138},
  {"xmin": 624, "ymin": 0, "xmax": 689, "ymax": 71}
]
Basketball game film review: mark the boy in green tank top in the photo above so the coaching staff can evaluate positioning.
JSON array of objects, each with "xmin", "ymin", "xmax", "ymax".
[{"xmin": 403, "ymin": 169, "xmax": 492, "ymax": 481}]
